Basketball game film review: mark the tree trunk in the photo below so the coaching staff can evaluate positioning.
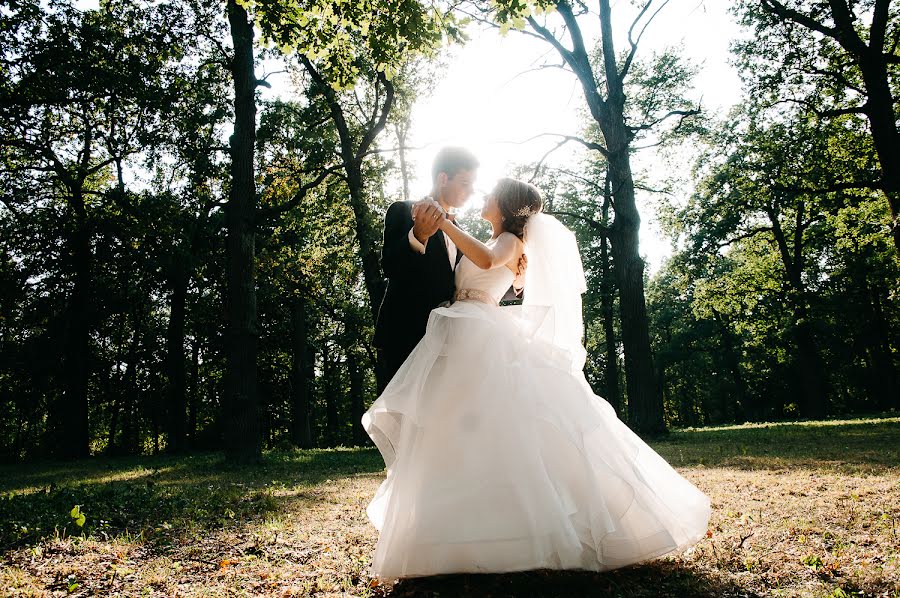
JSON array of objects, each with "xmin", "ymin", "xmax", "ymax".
[
  {"xmin": 323, "ymin": 345, "xmax": 339, "ymax": 447},
  {"xmin": 792, "ymin": 318, "xmax": 827, "ymax": 419},
  {"xmin": 862, "ymin": 275, "xmax": 899, "ymax": 410},
  {"xmin": 106, "ymin": 311, "xmax": 127, "ymax": 455},
  {"xmin": 599, "ymin": 181, "xmax": 621, "ymax": 417},
  {"xmin": 52, "ymin": 188, "xmax": 92, "ymax": 459},
  {"xmin": 348, "ymin": 351, "xmax": 367, "ymax": 446},
  {"xmin": 535, "ymin": 0, "xmax": 663, "ymax": 435},
  {"xmin": 712, "ymin": 309, "xmax": 747, "ymax": 422},
  {"xmin": 345, "ymin": 162, "xmax": 387, "ymax": 323},
  {"xmin": 188, "ymin": 337, "xmax": 199, "ymax": 447},
  {"xmin": 604, "ymin": 133, "xmax": 663, "ymax": 434},
  {"xmin": 164, "ymin": 252, "xmax": 189, "ymax": 453},
  {"xmin": 223, "ymin": 0, "xmax": 261, "ymax": 462},
  {"xmin": 858, "ymin": 43, "xmax": 900, "ymax": 254},
  {"xmin": 600, "ymin": 247, "xmax": 621, "ymax": 417},
  {"xmin": 344, "ymin": 162, "xmax": 389, "ymax": 391},
  {"xmin": 300, "ymin": 60, "xmax": 393, "ymax": 392},
  {"xmin": 767, "ymin": 202, "xmax": 828, "ymax": 419},
  {"xmin": 116, "ymin": 308, "xmax": 142, "ymax": 455},
  {"xmin": 290, "ymin": 296, "xmax": 313, "ymax": 448},
  {"xmin": 395, "ymin": 123, "xmax": 411, "ymax": 202}
]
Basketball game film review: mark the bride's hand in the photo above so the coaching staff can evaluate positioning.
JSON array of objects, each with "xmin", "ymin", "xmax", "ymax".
[{"xmin": 437, "ymin": 212, "xmax": 453, "ymax": 230}]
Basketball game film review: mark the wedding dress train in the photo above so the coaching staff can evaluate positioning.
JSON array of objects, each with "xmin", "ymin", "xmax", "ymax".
[{"xmin": 362, "ymin": 236, "xmax": 710, "ymax": 580}]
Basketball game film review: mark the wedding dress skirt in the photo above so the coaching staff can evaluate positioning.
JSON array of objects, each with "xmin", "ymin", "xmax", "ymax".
[{"xmin": 362, "ymin": 298, "xmax": 711, "ymax": 581}]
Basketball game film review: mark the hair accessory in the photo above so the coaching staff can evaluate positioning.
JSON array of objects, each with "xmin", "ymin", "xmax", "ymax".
[{"xmin": 515, "ymin": 206, "xmax": 537, "ymax": 218}]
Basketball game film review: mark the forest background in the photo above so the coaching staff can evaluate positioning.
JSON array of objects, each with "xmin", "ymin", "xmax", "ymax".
[{"xmin": 1, "ymin": 0, "xmax": 897, "ymax": 464}]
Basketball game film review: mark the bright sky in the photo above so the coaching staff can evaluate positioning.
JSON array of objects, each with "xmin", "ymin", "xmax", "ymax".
[
  {"xmin": 397, "ymin": 0, "xmax": 745, "ymax": 273},
  {"xmin": 76, "ymin": 0, "xmax": 745, "ymax": 272}
]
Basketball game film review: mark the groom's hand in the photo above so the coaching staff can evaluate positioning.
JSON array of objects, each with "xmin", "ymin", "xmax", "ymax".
[
  {"xmin": 412, "ymin": 198, "xmax": 446, "ymax": 244},
  {"xmin": 515, "ymin": 253, "xmax": 528, "ymax": 278},
  {"xmin": 513, "ymin": 253, "xmax": 527, "ymax": 295}
]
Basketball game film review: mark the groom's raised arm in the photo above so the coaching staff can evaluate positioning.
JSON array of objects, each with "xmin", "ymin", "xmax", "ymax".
[{"xmin": 381, "ymin": 201, "xmax": 421, "ymax": 279}]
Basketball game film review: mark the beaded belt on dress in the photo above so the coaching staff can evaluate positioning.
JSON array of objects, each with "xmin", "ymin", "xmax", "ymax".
[{"xmin": 453, "ymin": 288, "xmax": 496, "ymax": 305}]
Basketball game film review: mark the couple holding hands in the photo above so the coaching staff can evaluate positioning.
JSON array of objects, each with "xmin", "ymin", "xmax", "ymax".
[{"xmin": 363, "ymin": 147, "xmax": 711, "ymax": 581}]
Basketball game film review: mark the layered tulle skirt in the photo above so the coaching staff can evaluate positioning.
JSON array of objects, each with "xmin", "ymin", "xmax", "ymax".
[{"xmin": 361, "ymin": 300, "xmax": 710, "ymax": 580}]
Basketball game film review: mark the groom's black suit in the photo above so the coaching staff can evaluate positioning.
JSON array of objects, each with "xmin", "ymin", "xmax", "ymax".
[{"xmin": 374, "ymin": 201, "xmax": 461, "ymax": 389}]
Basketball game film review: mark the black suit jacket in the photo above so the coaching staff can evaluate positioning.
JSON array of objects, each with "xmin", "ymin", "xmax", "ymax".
[{"xmin": 374, "ymin": 201, "xmax": 460, "ymax": 362}]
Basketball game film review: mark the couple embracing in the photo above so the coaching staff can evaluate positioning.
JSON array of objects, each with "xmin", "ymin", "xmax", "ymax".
[{"xmin": 362, "ymin": 147, "xmax": 711, "ymax": 581}]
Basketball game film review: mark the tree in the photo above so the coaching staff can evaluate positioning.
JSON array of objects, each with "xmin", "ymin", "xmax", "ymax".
[
  {"xmin": 0, "ymin": 0, "xmax": 190, "ymax": 458},
  {"xmin": 153, "ymin": 2, "xmax": 233, "ymax": 453},
  {"xmin": 217, "ymin": 0, "xmax": 459, "ymax": 461},
  {"xmin": 674, "ymin": 101, "xmax": 895, "ymax": 418},
  {"xmin": 480, "ymin": 1, "xmax": 701, "ymax": 434},
  {"xmin": 736, "ymin": 0, "xmax": 900, "ymax": 254}
]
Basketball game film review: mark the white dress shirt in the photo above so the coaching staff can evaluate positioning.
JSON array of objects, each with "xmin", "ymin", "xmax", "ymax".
[{"xmin": 408, "ymin": 227, "xmax": 457, "ymax": 270}]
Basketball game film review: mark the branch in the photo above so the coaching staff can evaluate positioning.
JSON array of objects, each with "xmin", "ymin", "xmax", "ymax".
[
  {"xmin": 526, "ymin": 15, "xmax": 576, "ymax": 64},
  {"xmin": 198, "ymin": 31, "xmax": 232, "ymax": 67},
  {"xmin": 825, "ymin": 0, "xmax": 866, "ymax": 53},
  {"xmin": 634, "ymin": 183, "xmax": 676, "ymax": 196},
  {"xmin": 356, "ymin": 73, "xmax": 394, "ymax": 161},
  {"xmin": 555, "ymin": 2, "xmax": 590, "ymax": 64},
  {"xmin": 759, "ymin": 0, "xmax": 839, "ymax": 40},
  {"xmin": 717, "ymin": 226, "xmax": 773, "ymax": 249},
  {"xmin": 528, "ymin": 137, "xmax": 571, "ymax": 183},
  {"xmin": 768, "ymin": 98, "xmax": 869, "ymax": 118},
  {"xmin": 627, "ymin": 106, "xmax": 701, "ymax": 134},
  {"xmin": 804, "ymin": 64, "xmax": 866, "ymax": 95},
  {"xmin": 871, "ymin": 0, "xmax": 890, "ymax": 50},
  {"xmin": 622, "ymin": 0, "xmax": 672, "ymax": 80},
  {"xmin": 540, "ymin": 166, "xmax": 607, "ymax": 193},
  {"xmin": 504, "ymin": 62, "xmax": 571, "ymax": 86},
  {"xmin": 0, "ymin": 196, "xmax": 25, "ymax": 224},
  {"xmin": 359, "ymin": 141, "xmax": 433, "ymax": 159},
  {"xmin": 771, "ymin": 179, "xmax": 883, "ymax": 194},
  {"xmin": 507, "ymin": 132, "xmax": 610, "ymax": 158},
  {"xmin": 527, "ymin": 7, "xmax": 607, "ymax": 121},
  {"xmin": 545, "ymin": 209, "xmax": 609, "ymax": 236},
  {"xmin": 258, "ymin": 163, "xmax": 343, "ymax": 218}
]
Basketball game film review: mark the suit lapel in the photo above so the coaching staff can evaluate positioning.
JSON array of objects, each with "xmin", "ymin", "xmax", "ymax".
[
  {"xmin": 431, "ymin": 229, "xmax": 452, "ymax": 273},
  {"xmin": 452, "ymin": 221, "xmax": 465, "ymax": 266}
]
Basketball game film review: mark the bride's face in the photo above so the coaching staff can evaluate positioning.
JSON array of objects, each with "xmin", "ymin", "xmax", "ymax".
[{"xmin": 481, "ymin": 192, "xmax": 502, "ymax": 225}]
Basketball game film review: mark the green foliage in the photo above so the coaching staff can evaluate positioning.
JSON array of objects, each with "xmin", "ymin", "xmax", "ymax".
[
  {"xmin": 653, "ymin": 101, "xmax": 898, "ymax": 422},
  {"xmin": 0, "ymin": 449, "xmax": 385, "ymax": 549},
  {"xmin": 245, "ymin": 0, "xmax": 464, "ymax": 90},
  {"xmin": 68, "ymin": 504, "xmax": 85, "ymax": 527}
]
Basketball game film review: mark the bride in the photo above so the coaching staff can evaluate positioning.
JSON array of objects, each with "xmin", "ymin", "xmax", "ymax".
[{"xmin": 361, "ymin": 178, "xmax": 711, "ymax": 581}]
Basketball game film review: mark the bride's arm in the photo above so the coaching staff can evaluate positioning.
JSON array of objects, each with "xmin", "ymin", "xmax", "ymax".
[{"xmin": 437, "ymin": 218, "xmax": 520, "ymax": 270}]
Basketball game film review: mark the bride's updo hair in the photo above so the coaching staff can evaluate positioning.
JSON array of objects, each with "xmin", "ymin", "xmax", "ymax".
[{"xmin": 495, "ymin": 178, "xmax": 543, "ymax": 240}]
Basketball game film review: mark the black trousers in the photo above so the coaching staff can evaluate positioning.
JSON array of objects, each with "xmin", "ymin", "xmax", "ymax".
[{"xmin": 376, "ymin": 345, "xmax": 416, "ymax": 395}]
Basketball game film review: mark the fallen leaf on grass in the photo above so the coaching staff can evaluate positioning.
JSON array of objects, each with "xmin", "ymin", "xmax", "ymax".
[{"xmin": 219, "ymin": 559, "xmax": 233, "ymax": 570}]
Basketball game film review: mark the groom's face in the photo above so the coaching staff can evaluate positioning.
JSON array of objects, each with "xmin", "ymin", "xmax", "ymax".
[{"xmin": 439, "ymin": 169, "xmax": 476, "ymax": 209}]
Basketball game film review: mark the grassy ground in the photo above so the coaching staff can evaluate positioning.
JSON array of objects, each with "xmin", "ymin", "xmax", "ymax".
[{"xmin": 1, "ymin": 417, "xmax": 898, "ymax": 597}]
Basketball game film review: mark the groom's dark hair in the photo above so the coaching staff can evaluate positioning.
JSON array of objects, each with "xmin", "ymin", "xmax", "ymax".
[{"xmin": 431, "ymin": 147, "xmax": 479, "ymax": 182}]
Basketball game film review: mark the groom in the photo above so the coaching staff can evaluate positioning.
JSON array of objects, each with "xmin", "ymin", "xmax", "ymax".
[{"xmin": 373, "ymin": 147, "xmax": 480, "ymax": 391}]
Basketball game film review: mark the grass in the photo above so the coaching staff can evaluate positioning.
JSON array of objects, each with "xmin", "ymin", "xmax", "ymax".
[{"xmin": 1, "ymin": 417, "xmax": 898, "ymax": 597}]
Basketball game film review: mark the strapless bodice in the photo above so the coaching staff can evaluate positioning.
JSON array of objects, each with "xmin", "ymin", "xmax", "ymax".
[{"xmin": 453, "ymin": 239, "xmax": 515, "ymax": 305}]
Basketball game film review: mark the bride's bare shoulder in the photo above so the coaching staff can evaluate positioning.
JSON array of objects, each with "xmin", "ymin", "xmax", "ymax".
[{"xmin": 498, "ymin": 231, "xmax": 524, "ymax": 248}]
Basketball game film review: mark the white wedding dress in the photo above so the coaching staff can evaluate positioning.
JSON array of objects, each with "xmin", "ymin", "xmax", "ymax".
[{"xmin": 362, "ymin": 233, "xmax": 710, "ymax": 581}]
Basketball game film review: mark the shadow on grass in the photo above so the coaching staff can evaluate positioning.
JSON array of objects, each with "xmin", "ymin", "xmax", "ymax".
[
  {"xmin": 0, "ymin": 446, "xmax": 385, "ymax": 495},
  {"xmin": 380, "ymin": 561, "xmax": 758, "ymax": 597},
  {"xmin": 1, "ymin": 417, "xmax": 897, "ymax": 553},
  {"xmin": 0, "ymin": 447, "xmax": 385, "ymax": 551},
  {"xmin": 653, "ymin": 417, "xmax": 900, "ymax": 473}
]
